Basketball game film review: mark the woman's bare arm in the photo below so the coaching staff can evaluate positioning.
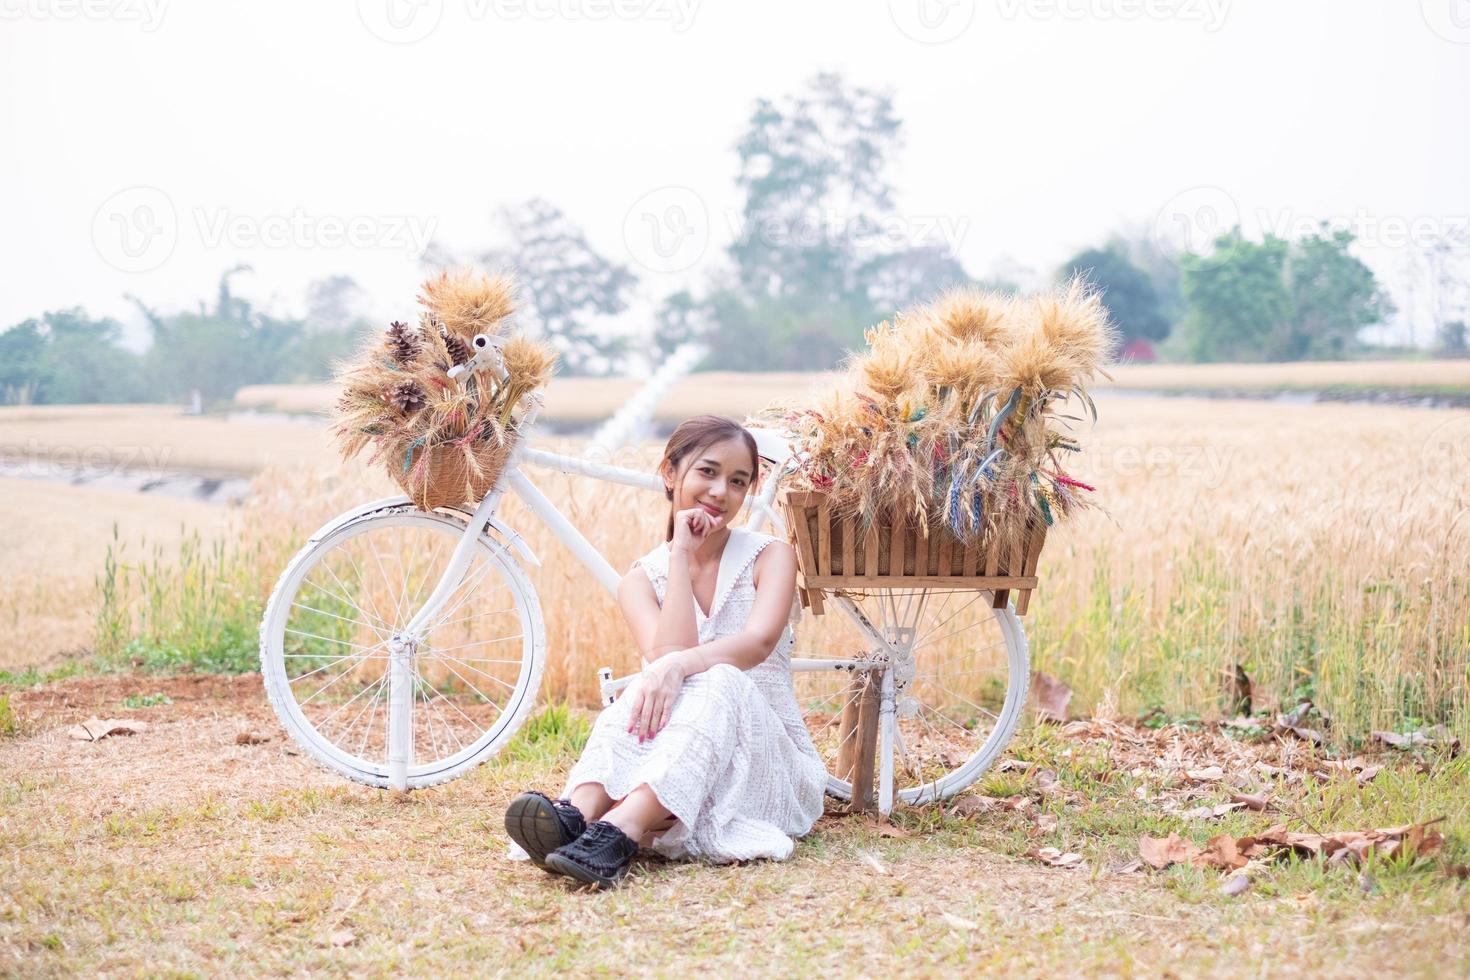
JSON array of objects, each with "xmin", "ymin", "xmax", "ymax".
[{"xmin": 616, "ymin": 558, "xmax": 699, "ymax": 663}]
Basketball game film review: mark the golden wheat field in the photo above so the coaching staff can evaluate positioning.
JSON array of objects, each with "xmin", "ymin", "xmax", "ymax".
[{"xmin": 4, "ymin": 389, "xmax": 1467, "ymax": 737}]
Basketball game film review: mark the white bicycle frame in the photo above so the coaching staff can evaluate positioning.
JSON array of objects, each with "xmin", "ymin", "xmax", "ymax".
[{"xmin": 382, "ymin": 363, "xmax": 905, "ymax": 812}]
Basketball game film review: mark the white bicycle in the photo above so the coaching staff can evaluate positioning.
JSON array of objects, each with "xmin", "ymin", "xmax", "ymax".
[{"xmin": 259, "ymin": 366, "xmax": 1030, "ymax": 814}]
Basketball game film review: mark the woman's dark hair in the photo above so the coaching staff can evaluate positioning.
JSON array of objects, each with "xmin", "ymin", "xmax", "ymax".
[{"xmin": 658, "ymin": 415, "xmax": 761, "ymax": 542}]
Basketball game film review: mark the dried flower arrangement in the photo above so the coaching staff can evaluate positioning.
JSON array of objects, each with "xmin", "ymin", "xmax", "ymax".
[
  {"xmin": 331, "ymin": 269, "xmax": 559, "ymax": 511},
  {"xmin": 750, "ymin": 276, "xmax": 1116, "ymax": 562}
]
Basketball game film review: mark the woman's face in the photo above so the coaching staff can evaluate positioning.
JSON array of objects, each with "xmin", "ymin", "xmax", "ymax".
[{"xmin": 664, "ymin": 436, "xmax": 757, "ymax": 525}]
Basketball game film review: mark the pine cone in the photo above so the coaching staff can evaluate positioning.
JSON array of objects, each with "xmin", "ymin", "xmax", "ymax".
[
  {"xmin": 385, "ymin": 320, "xmax": 421, "ymax": 365},
  {"xmin": 387, "ymin": 379, "xmax": 427, "ymax": 414},
  {"xmin": 443, "ymin": 331, "xmax": 470, "ymax": 366}
]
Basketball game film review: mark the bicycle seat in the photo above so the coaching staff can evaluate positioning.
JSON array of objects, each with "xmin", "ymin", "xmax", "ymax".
[{"xmin": 746, "ymin": 426, "xmax": 795, "ymax": 469}]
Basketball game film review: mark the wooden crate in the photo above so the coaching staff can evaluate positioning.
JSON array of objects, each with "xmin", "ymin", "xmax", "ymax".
[{"xmin": 775, "ymin": 489, "xmax": 1046, "ymax": 616}]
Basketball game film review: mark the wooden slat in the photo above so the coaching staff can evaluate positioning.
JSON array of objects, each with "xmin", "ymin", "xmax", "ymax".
[
  {"xmin": 833, "ymin": 675, "xmax": 864, "ymax": 784},
  {"xmin": 985, "ymin": 527, "xmax": 1001, "ymax": 576},
  {"xmin": 802, "ymin": 573, "xmax": 1039, "ymax": 590},
  {"xmin": 841, "ymin": 516, "xmax": 855, "ymax": 578},
  {"xmin": 937, "ymin": 532, "xmax": 953, "ymax": 577},
  {"xmin": 889, "ymin": 519, "xmax": 905, "ymax": 578},
  {"xmin": 962, "ymin": 535, "xmax": 979, "ymax": 576},
  {"xmin": 915, "ymin": 526, "xmax": 929, "ymax": 579},
  {"xmin": 790, "ymin": 503, "xmax": 819, "ymax": 581},
  {"xmin": 849, "ymin": 673, "xmax": 881, "ymax": 815},
  {"xmin": 864, "ymin": 523, "xmax": 880, "ymax": 577},
  {"xmin": 817, "ymin": 499, "xmax": 831, "ymax": 576}
]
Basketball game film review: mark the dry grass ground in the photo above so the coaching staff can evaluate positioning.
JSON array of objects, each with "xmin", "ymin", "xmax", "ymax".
[{"xmin": 1, "ymin": 676, "xmax": 1466, "ymax": 977}]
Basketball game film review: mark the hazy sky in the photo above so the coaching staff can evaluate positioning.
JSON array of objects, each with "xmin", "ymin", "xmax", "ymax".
[{"xmin": 3, "ymin": 0, "xmax": 1467, "ymax": 352}]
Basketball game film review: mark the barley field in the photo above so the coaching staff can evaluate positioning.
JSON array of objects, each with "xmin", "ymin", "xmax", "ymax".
[{"xmin": 6, "ymin": 390, "xmax": 1466, "ymax": 740}]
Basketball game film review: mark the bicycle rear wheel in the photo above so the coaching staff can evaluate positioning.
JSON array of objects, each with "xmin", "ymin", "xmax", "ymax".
[
  {"xmin": 792, "ymin": 588, "xmax": 1029, "ymax": 805},
  {"xmin": 259, "ymin": 502, "xmax": 545, "ymax": 788}
]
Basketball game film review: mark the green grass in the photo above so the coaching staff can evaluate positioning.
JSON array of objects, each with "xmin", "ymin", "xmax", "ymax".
[
  {"xmin": 1027, "ymin": 542, "xmax": 1469, "ymax": 744},
  {"xmin": 94, "ymin": 522, "xmax": 292, "ymax": 676}
]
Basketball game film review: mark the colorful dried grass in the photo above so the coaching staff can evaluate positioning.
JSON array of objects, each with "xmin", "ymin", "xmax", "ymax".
[
  {"xmin": 330, "ymin": 269, "xmax": 558, "ymax": 510},
  {"xmin": 750, "ymin": 276, "xmax": 1115, "ymax": 558}
]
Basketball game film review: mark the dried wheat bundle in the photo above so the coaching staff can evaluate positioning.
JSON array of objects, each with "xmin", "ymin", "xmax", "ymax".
[
  {"xmin": 330, "ymin": 269, "xmax": 558, "ymax": 510},
  {"xmin": 750, "ymin": 276, "xmax": 1115, "ymax": 557}
]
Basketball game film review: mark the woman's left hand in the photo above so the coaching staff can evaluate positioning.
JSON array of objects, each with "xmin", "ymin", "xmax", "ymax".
[{"xmin": 627, "ymin": 655, "xmax": 687, "ymax": 743}]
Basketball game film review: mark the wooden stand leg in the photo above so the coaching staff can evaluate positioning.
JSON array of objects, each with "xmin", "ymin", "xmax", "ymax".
[
  {"xmin": 834, "ymin": 674, "xmax": 862, "ymax": 784},
  {"xmin": 849, "ymin": 672, "xmax": 881, "ymax": 815}
]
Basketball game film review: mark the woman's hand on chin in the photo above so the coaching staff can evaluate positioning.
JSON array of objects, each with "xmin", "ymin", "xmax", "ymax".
[
  {"xmin": 670, "ymin": 506, "xmax": 722, "ymax": 556},
  {"xmin": 627, "ymin": 654, "xmax": 688, "ymax": 743}
]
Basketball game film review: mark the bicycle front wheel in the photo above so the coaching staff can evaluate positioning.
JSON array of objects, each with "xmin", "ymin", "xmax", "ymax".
[{"xmin": 259, "ymin": 502, "xmax": 545, "ymax": 788}]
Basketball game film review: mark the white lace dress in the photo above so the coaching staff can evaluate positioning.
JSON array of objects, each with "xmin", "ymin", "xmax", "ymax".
[{"xmin": 561, "ymin": 526, "xmax": 828, "ymax": 863}]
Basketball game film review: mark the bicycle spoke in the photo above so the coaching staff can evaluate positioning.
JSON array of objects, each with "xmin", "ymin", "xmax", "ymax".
[
  {"xmin": 429, "ymin": 653, "xmax": 517, "ymax": 694},
  {"xmin": 420, "ymin": 636, "xmax": 524, "ymax": 659},
  {"xmin": 307, "ymin": 563, "xmax": 393, "ymax": 640},
  {"xmin": 420, "ymin": 547, "xmax": 513, "ymax": 636},
  {"xmin": 329, "ymin": 672, "xmax": 387, "ymax": 754}
]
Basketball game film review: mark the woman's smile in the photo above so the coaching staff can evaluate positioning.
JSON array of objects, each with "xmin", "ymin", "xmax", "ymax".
[{"xmin": 697, "ymin": 501, "xmax": 724, "ymax": 517}]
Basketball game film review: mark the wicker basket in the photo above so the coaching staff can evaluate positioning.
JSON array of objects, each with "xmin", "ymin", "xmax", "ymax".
[
  {"xmin": 775, "ymin": 489, "xmax": 1047, "ymax": 616},
  {"xmin": 395, "ymin": 435, "xmax": 517, "ymax": 511}
]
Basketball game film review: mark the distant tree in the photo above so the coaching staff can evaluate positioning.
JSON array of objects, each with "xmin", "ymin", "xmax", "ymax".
[
  {"xmin": 1178, "ymin": 230, "xmax": 1293, "ymax": 362},
  {"xmin": 1059, "ymin": 241, "xmax": 1169, "ymax": 349},
  {"xmin": 1284, "ymin": 224, "xmax": 1395, "ymax": 359},
  {"xmin": 305, "ymin": 275, "xmax": 369, "ymax": 331},
  {"xmin": 861, "ymin": 244, "xmax": 970, "ymax": 317},
  {"xmin": 677, "ymin": 71, "xmax": 971, "ymax": 370},
  {"xmin": 436, "ymin": 198, "xmax": 637, "ymax": 376},
  {"xmin": 0, "ymin": 319, "xmax": 45, "ymax": 403},
  {"xmin": 1177, "ymin": 227, "xmax": 1392, "ymax": 361},
  {"xmin": 731, "ymin": 71, "xmax": 902, "ymax": 307},
  {"xmin": 1438, "ymin": 320, "xmax": 1467, "ymax": 357},
  {"xmin": 0, "ymin": 309, "xmax": 147, "ymax": 404}
]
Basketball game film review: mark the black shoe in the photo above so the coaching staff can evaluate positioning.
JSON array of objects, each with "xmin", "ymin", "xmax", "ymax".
[
  {"xmin": 544, "ymin": 820, "xmax": 639, "ymax": 890},
  {"xmin": 504, "ymin": 792, "xmax": 586, "ymax": 869}
]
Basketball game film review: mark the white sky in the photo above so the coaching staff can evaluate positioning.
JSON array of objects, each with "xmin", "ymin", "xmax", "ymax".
[{"xmin": 3, "ymin": 0, "xmax": 1468, "ymax": 353}]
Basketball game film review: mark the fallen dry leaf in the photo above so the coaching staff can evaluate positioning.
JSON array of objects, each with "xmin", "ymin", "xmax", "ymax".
[
  {"xmin": 1185, "ymin": 766, "xmax": 1225, "ymax": 782},
  {"xmin": 67, "ymin": 719, "xmax": 148, "ymax": 742},
  {"xmin": 329, "ymin": 929, "xmax": 356, "ymax": 948},
  {"xmin": 858, "ymin": 851, "xmax": 889, "ymax": 876},
  {"xmin": 1027, "ymin": 846, "xmax": 1084, "ymax": 869},
  {"xmin": 868, "ymin": 819, "xmax": 910, "ymax": 838},
  {"xmin": 1139, "ymin": 833, "xmax": 1202, "ymax": 870},
  {"xmin": 1030, "ymin": 671, "xmax": 1072, "ymax": 724},
  {"xmin": 1031, "ymin": 813, "xmax": 1060, "ymax": 834},
  {"xmin": 1229, "ymin": 791, "xmax": 1274, "ymax": 812},
  {"xmin": 235, "ymin": 731, "xmax": 271, "ymax": 746},
  {"xmin": 949, "ymin": 795, "xmax": 1006, "ymax": 818}
]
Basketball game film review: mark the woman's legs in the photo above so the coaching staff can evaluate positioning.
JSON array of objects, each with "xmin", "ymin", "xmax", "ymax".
[
  {"xmin": 600, "ymin": 784, "xmax": 672, "ymax": 841},
  {"xmin": 567, "ymin": 782, "xmax": 614, "ymax": 822}
]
